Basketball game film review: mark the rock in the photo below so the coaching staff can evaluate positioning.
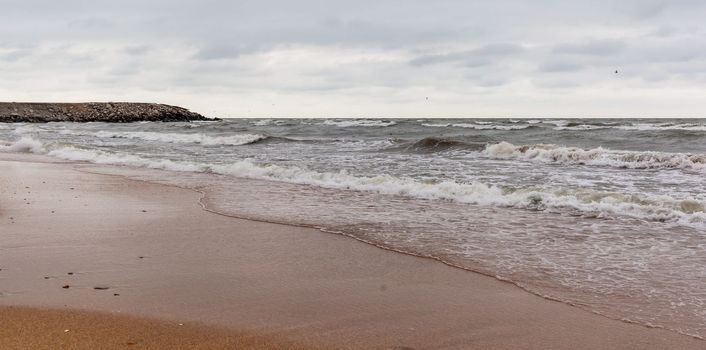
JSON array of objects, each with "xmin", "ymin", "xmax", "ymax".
[{"xmin": 0, "ymin": 102, "xmax": 215, "ymax": 123}]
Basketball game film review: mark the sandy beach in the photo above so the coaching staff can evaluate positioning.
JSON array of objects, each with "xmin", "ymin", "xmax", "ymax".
[{"xmin": 1, "ymin": 153, "xmax": 704, "ymax": 349}]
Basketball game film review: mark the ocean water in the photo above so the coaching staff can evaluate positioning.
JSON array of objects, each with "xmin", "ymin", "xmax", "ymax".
[{"xmin": 1, "ymin": 118, "xmax": 705, "ymax": 338}]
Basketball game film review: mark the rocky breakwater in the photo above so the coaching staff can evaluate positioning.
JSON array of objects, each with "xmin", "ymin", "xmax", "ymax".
[{"xmin": 0, "ymin": 102, "xmax": 213, "ymax": 123}]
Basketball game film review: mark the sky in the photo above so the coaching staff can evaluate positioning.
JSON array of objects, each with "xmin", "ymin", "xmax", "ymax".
[{"xmin": 1, "ymin": 0, "xmax": 706, "ymax": 118}]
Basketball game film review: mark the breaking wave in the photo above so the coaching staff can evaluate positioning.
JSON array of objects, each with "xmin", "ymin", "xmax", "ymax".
[
  {"xmin": 483, "ymin": 141, "xmax": 706, "ymax": 172},
  {"xmin": 322, "ymin": 119, "xmax": 397, "ymax": 127},
  {"xmin": 66, "ymin": 130, "xmax": 268, "ymax": 146},
  {"xmin": 452, "ymin": 123, "xmax": 532, "ymax": 130},
  {"xmin": 553, "ymin": 125, "xmax": 611, "ymax": 131},
  {"xmin": 616, "ymin": 123, "xmax": 706, "ymax": 132},
  {"xmin": 0, "ymin": 136, "xmax": 46, "ymax": 153},
  {"xmin": 535, "ymin": 120, "xmax": 705, "ymax": 132},
  {"xmin": 392, "ymin": 137, "xmax": 486, "ymax": 153},
  {"xmin": 3, "ymin": 136, "xmax": 699, "ymax": 229},
  {"xmin": 421, "ymin": 122, "xmax": 532, "ymax": 130},
  {"xmin": 420, "ymin": 123, "xmax": 451, "ymax": 127}
]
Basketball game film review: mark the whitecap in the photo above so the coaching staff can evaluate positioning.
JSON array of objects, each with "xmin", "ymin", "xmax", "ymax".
[
  {"xmin": 83, "ymin": 131, "xmax": 266, "ymax": 146},
  {"xmin": 321, "ymin": 120, "xmax": 397, "ymax": 127},
  {"xmin": 483, "ymin": 141, "xmax": 706, "ymax": 172}
]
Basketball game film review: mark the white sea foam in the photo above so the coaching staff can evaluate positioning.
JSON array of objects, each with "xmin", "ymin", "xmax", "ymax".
[
  {"xmin": 252, "ymin": 119, "xmax": 274, "ymax": 126},
  {"xmin": 251, "ymin": 119, "xmax": 290, "ymax": 126},
  {"xmin": 553, "ymin": 125, "xmax": 610, "ymax": 131},
  {"xmin": 11, "ymin": 125, "xmax": 39, "ymax": 134},
  {"xmin": 483, "ymin": 141, "xmax": 706, "ymax": 172},
  {"xmin": 617, "ymin": 123, "xmax": 706, "ymax": 131},
  {"xmin": 450, "ymin": 123, "xmax": 531, "ymax": 130},
  {"xmin": 543, "ymin": 120, "xmax": 570, "ymax": 127},
  {"xmin": 420, "ymin": 123, "xmax": 451, "ymax": 127},
  {"xmin": 3, "ymin": 136, "xmax": 704, "ymax": 228},
  {"xmin": 322, "ymin": 119, "xmax": 397, "ymax": 127},
  {"xmin": 74, "ymin": 131, "xmax": 266, "ymax": 146},
  {"xmin": 36, "ymin": 143, "xmax": 703, "ymax": 229},
  {"xmin": 0, "ymin": 136, "xmax": 46, "ymax": 153}
]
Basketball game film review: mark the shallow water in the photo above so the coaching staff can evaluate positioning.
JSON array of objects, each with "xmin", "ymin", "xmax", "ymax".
[{"xmin": 2, "ymin": 118, "xmax": 705, "ymax": 338}]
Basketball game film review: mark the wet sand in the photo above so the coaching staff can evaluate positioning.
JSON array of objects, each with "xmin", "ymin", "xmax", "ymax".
[{"xmin": 1, "ymin": 153, "xmax": 704, "ymax": 349}]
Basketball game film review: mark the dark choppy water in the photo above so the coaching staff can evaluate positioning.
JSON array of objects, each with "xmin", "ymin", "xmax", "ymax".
[{"xmin": 2, "ymin": 118, "xmax": 705, "ymax": 338}]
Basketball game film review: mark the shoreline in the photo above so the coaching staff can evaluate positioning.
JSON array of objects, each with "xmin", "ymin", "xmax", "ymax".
[
  {"xmin": 80, "ymin": 161, "xmax": 704, "ymax": 341},
  {"xmin": 1, "ymin": 153, "xmax": 704, "ymax": 349}
]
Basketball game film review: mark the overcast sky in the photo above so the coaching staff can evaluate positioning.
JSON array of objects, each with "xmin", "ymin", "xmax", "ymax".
[{"xmin": 2, "ymin": 0, "xmax": 706, "ymax": 117}]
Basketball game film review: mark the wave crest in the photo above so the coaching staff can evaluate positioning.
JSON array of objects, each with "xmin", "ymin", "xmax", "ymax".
[
  {"xmin": 322, "ymin": 120, "xmax": 397, "ymax": 127},
  {"xmin": 74, "ymin": 131, "xmax": 268, "ymax": 146},
  {"xmin": 395, "ymin": 137, "xmax": 485, "ymax": 153},
  {"xmin": 421, "ymin": 122, "xmax": 531, "ymax": 130},
  {"xmin": 483, "ymin": 142, "xmax": 706, "ymax": 172},
  {"xmin": 4, "ymin": 136, "xmax": 704, "ymax": 228},
  {"xmin": 0, "ymin": 136, "xmax": 46, "ymax": 153},
  {"xmin": 39, "ymin": 145, "xmax": 705, "ymax": 229}
]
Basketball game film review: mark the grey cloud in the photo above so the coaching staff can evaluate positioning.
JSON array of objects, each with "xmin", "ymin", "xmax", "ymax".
[
  {"xmin": 475, "ymin": 78, "xmax": 510, "ymax": 88},
  {"xmin": 648, "ymin": 24, "xmax": 678, "ymax": 37},
  {"xmin": 531, "ymin": 78, "xmax": 581, "ymax": 89},
  {"xmin": 462, "ymin": 57, "xmax": 493, "ymax": 68},
  {"xmin": 109, "ymin": 63, "xmax": 141, "ymax": 76},
  {"xmin": 410, "ymin": 43, "xmax": 524, "ymax": 67},
  {"xmin": 539, "ymin": 60, "xmax": 583, "ymax": 73},
  {"xmin": 67, "ymin": 18, "xmax": 115, "ymax": 30},
  {"xmin": 192, "ymin": 46, "xmax": 245, "ymax": 60},
  {"xmin": 623, "ymin": 0, "xmax": 666, "ymax": 19},
  {"xmin": 409, "ymin": 52, "xmax": 464, "ymax": 66},
  {"xmin": 630, "ymin": 38, "xmax": 706, "ymax": 63},
  {"xmin": 2, "ymin": 0, "xmax": 706, "ymax": 116},
  {"xmin": 473, "ymin": 43, "xmax": 525, "ymax": 56},
  {"xmin": 123, "ymin": 45, "xmax": 151, "ymax": 56},
  {"xmin": 554, "ymin": 39, "xmax": 626, "ymax": 56},
  {"xmin": 0, "ymin": 48, "xmax": 33, "ymax": 62}
]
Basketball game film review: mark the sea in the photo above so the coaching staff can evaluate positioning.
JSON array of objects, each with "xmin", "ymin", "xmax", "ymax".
[{"xmin": 1, "ymin": 118, "xmax": 705, "ymax": 338}]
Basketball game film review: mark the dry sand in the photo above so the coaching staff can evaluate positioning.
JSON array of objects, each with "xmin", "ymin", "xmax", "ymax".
[
  {"xmin": 0, "ymin": 306, "xmax": 316, "ymax": 350},
  {"xmin": 1, "ymin": 153, "xmax": 704, "ymax": 349}
]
